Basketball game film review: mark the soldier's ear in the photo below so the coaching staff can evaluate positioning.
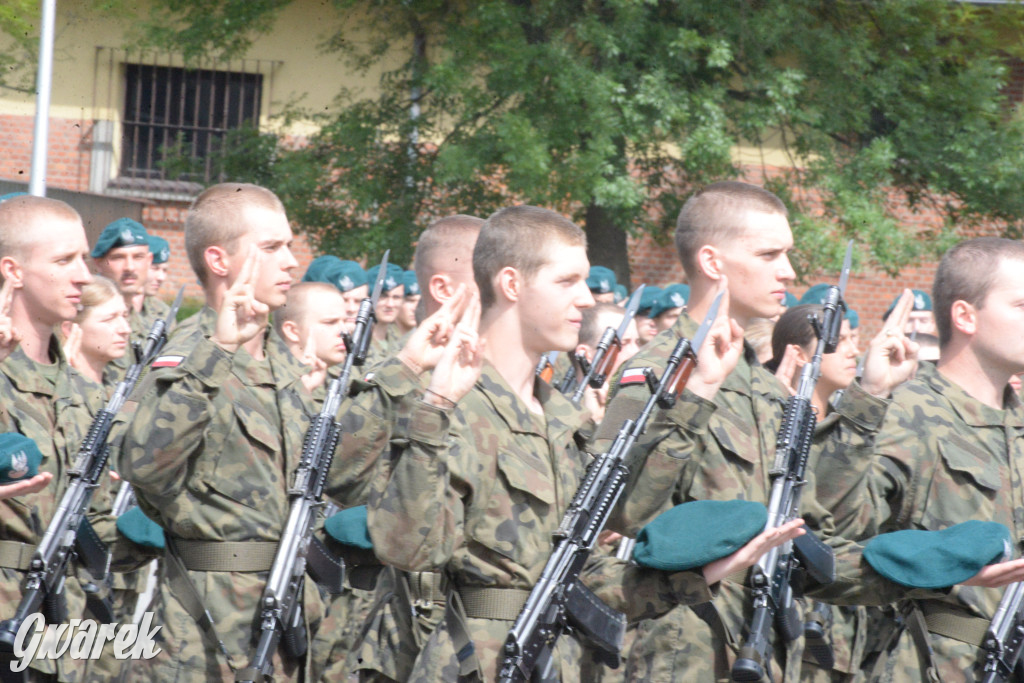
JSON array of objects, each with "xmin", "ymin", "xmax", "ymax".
[
  {"xmin": 279, "ymin": 319, "xmax": 302, "ymax": 345},
  {"xmin": 0, "ymin": 256, "xmax": 23, "ymax": 288},
  {"xmin": 695, "ymin": 245, "xmax": 723, "ymax": 281},
  {"xmin": 205, "ymin": 246, "xmax": 230, "ymax": 280},
  {"xmin": 429, "ymin": 273, "xmax": 452, "ymax": 304},
  {"xmin": 495, "ymin": 266, "xmax": 520, "ymax": 303},
  {"xmin": 949, "ymin": 300, "xmax": 977, "ymax": 337}
]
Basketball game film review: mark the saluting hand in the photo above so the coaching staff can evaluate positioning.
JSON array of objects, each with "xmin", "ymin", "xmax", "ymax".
[
  {"xmin": 772, "ymin": 344, "xmax": 803, "ymax": 396},
  {"xmin": 0, "ymin": 280, "xmax": 21, "ymax": 362},
  {"xmin": 688, "ymin": 284, "xmax": 744, "ymax": 401},
  {"xmin": 422, "ymin": 293, "xmax": 483, "ymax": 408},
  {"xmin": 860, "ymin": 288, "xmax": 919, "ymax": 398},
  {"xmin": 397, "ymin": 284, "xmax": 470, "ymax": 375},
  {"xmin": 299, "ymin": 334, "xmax": 328, "ymax": 393},
  {"xmin": 212, "ymin": 246, "xmax": 270, "ymax": 353}
]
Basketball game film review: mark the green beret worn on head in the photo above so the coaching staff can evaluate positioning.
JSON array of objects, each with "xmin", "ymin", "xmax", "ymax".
[
  {"xmin": 91, "ymin": 218, "xmax": 150, "ymax": 258},
  {"xmin": 846, "ymin": 307, "xmax": 859, "ymax": 329},
  {"xmin": 325, "ymin": 505, "xmax": 373, "ymax": 550},
  {"xmin": 0, "ymin": 433, "xmax": 42, "ymax": 485},
  {"xmin": 366, "ymin": 263, "xmax": 405, "ymax": 293},
  {"xmin": 116, "ymin": 506, "xmax": 166, "ymax": 550},
  {"xmin": 783, "ymin": 291, "xmax": 800, "ymax": 308},
  {"xmin": 587, "ymin": 266, "xmax": 618, "ymax": 294},
  {"xmin": 613, "ymin": 284, "xmax": 628, "ymax": 304},
  {"xmin": 635, "ymin": 285, "xmax": 663, "ymax": 316},
  {"xmin": 863, "ymin": 520, "xmax": 1012, "ymax": 589},
  {"xmin": 800, "ymin": 283, "xmax": 858, "ymax": 326},
  {"xmin": 334, "ymin": 260, "xmax": 368, "ymax": 293},
  {"xmin": 403, "ymin": 270, "xmax": 420, "ymax": 297},
  {"xmin": 147, "ymin": 235, "xmax": 171, "ymax": 265},
  {"xmin": 633, "ymin": 500, "xmax": 768, "ymax": 571},
  {"xmin": 302, "ymin": 255, "xmax": 344, "ymax": 284},
  {"xmin": 0, "ymin": 192, "xmax": 27, "ymax": 203},
  {"xmin": 883, "ymin": 289, "xmax": 933, "ymax": 319},
  {"xmin": 650, "ymin": 284, "xmax": 690, "ymax": 318}
]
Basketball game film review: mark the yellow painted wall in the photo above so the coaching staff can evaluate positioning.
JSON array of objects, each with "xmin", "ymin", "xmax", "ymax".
[{"xmin": 0, "ymin": 0, "xmax": 401, "ymax": 134}]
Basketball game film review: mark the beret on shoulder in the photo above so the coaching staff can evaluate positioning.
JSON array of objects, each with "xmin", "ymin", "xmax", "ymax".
[
  {"xmin": 863, "ymin": 520, "xmax": 1012, "ymax": 589},
  {"xmin": 633, "ymin": 499, "xmax": 768, "ymax": 571},
  {"xmin": 116, "ymin": 506, "xmax": 166, "ymax": 550},
  {"xmin": 325, "ymin": 505, "xmax": 373, "ymax": 550}
]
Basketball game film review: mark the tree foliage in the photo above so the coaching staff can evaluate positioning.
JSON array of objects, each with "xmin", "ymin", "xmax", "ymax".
[{"xmin": 142, "ymin": 0, "xmax": 1024, "ymax": 280}]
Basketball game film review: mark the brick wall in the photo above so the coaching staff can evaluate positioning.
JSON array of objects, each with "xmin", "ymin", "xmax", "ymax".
[{"xmin": 0, "ymin": 113, "xmax": 92, "ymax": 191}]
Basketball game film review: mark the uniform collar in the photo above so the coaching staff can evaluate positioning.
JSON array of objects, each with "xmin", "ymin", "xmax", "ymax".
[
  {"xmin": 923, "ymin": 363, "xmax": 1024, "ymax": 428},
  {"xmin": 475, "ymin": 361, "xmax": 589, "ymax": 438}
]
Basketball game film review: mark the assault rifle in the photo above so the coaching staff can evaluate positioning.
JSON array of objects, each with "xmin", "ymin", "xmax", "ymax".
[
  {"xmin": 0, "ymin": 286, "xmax": 183, "ymax": 652},
  {"xmin": 235, "ymin": 252, "xmax": 390, "ymax": 683},
  {"xmin": 497, "ymin": 291, "xmax": 724, "ymax": 683},
  {"xmin": 731, "ymin": 244, "xmax": 853, "ymax": 682},
  {"xmin": 535, "ymin": 351, "xmax": 560, "ymax": 384},
  {"xmin": 981, "ymin": 580, "xmax": 1024, "ymax": 683},
  {"xmin": 557, "ymin": 285, "xmax": 644, "ymax": 404}
]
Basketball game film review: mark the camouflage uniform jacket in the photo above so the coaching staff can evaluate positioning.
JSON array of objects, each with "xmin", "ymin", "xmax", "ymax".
[
  {"xmin": 368, "ymin": 361, "xmax": 711, "ymax": 682},
  {"xmin": 364, "ymin": 324, "xmax": 402, "ymax": 368},
  {"xmin": 119, "ymin": 307, "xmax": 326, "ymax": 681},
  {"xmin": 0, "ymin": 340, "xmax": 113, "ymax": 681},
  {"xmin": 595, "ymin": 313, "xmax": 887, "ymax": 682},
  {"xmin": 810, "ymin": 362, "xmax": 1024, "ymax": 682}
]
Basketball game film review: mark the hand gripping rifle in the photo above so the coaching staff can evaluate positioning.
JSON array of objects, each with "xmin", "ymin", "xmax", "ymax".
[
  {"xmin": 234, "ymin": 251, "xmax": 390, "ymax": 683},
  {"xmin": 981, "ymin": 581, "xmax": 1024, "ymax": 682},
  {"xmin": 0, "ymin": 286, "xmax": 183, "ymax": 653},
  {"xmin": 731, "ymin": 244, "xmax": 853, "ymax": 682},
  {"xmin": 497, "ymin": 291, "xmax": 724, "ymax": 683},
  {"xmin": 560, "ymin": 285, "xmax": 645, "ymax": 404}
]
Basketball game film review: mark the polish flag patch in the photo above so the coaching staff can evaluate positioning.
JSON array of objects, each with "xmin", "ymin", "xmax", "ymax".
[
  {"xmin": 619, "ymin": 367, "xmax": 649, "ymax": 386},
  {"xmin": 151, "ymin": 355, "xmax": 185, "ymax": 369}
]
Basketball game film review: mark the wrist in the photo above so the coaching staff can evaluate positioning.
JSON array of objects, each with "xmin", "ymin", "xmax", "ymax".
[
  {"xmin": 687, "ymin": 378, "xmax": 722, "ymax": 402},
  {"xmin": 422, "ymin": 387, "xmax": 457, "ymax": 409},
  {"xmin": 210, "ymin": 336, "xmax": 239, "ymax": 354},
  {"xmin": 397, "ymin": 348, "xmax": 425, "ymax": 376}
]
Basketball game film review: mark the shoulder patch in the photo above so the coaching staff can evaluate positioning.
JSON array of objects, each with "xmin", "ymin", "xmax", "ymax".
[
  {"xmin": 363, "ymin": 372, "xmax": 375, "ymax": 382},
  {"xmin": 151, "ymin": 355, "xmax": 185, "ymax": 369},
  {"xmin": 619, "ymin": 367, "xmax": 649, "ymax": 386}
]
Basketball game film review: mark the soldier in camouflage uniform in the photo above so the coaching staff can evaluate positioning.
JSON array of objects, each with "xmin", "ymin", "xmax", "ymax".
[
  {"xmin": 596, "ymin": 181, "xmax": 917, "ymax": 683},
  {"xmin": 810, "ymin": 237, "xmax": 1024, "ymax": 682},
  {"xmin": 0, "ymin": 196, "xmax": 114, "ymax": 682},
  {"xmin": 367, "ymin": 205, "xmax": 804, "ymax": 682},
  {"xmin": 133, "ymin": 234, "xmax": 172, "ymax": 331},
  {"xmin": 119, "ymin": 183, "xmax": 326, "ymax": 682},
  {"xmin": 364, "ymin": 263, "xmax": 405, "ymax": 367}
]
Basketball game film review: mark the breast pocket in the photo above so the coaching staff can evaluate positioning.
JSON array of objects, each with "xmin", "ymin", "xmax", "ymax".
[
  {"xmin": 921, "ymin": 434, "xmax": 1004, "ymax": 530},
  {"xmin": 684, "ymin": 407, "xmax": 762, "ymax": 502},
  {"xmin": 468, "ymin": 444, "xmax": 557, "ymax": 570}
]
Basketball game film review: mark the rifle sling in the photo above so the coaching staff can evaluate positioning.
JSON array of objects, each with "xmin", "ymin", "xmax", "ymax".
[
  {"xmin": 919, "ymin": 601, "xmax": 989, "ymax": 647},
  {"xmin": 0, "ymin": 541, "xmax": 33, "ymax": 571}
]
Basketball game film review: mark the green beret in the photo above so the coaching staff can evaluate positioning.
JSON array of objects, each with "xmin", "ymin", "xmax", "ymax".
[
  {"xmin": 883, "ymin": 289, "xmax": 932, "ymax": 319},
  {"xmin": 635, "ymin": 285, "xmax": 662, "ymax": 316},
  {"xmin": 366, "ymin": 263, "xmax": 405, "ymax": 293},
  {"xmin": 91, "ymin": 218, "xmax": 149, "ymax": 258},
  {"xmin": 613, "ymin": 284, "xmax": 628, "ymax": 304},
  {"xmin": 303, "ymin": 255, "xmax": 343, "ymax": 284},
  {"xmin": 303, "ymin": 256, "xmax": 368, "ymax": 293},
  {"xmin": 846, "ymin": 307, "xmax": 859, "ymax": 329},
  {"xmin": 324, "ymin": 505, "xmax": 373, "ymax": 550},
  {"xmin": 403, "ymin": 270, "xmax": 420, "ymax": 297},
  {"xmin": 650, "ymin": 284, "xmax": 690, "ymax": 318},
  {"xmin": 0, "ymin": 192, "xmax": 27, "ymax": 203},
  {"xmin": 147, "ymin": 235, "xmax": 171, "ymax": 265},
  {"xmin": 0, "ymin": 433, "xmax": 42, "ymax": 485},
  {"xmin": 116, "ymin": 506, "xmax": 165, "ymax": 550},
  {"xmin": 800, "ymin": 283, "xmax": 858, "ymax": 326},
  {"xmin": 633, "ymin": 500, "xmax": 768, "ymax": 571},
  {"xmin": 783, "ymin": 292, "xmax": 799, "ymax": 308},
  {"xmin": 863, "ymin": 520, "xmax": 1011, "ymax": 589},
  {"xmin": 587, "ymin": 266, "xmax": 618, "ymax": 294}
]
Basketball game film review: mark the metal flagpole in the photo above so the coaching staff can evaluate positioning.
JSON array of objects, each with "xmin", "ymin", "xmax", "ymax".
[{"xmin": 28, "ymin": 0, "xmax": 57, "ymax": 197}]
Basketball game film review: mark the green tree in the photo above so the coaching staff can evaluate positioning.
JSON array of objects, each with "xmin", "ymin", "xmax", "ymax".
[
  {"xmin": 0, "ymin": 0, "xmax": 39, "ymax": 93},
  {"xmin": 141, "ymin": 0, "xmax": 1024, "ymax": 281}
]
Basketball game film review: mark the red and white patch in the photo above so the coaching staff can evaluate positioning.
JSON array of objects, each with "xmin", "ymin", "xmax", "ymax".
[
  {"xmin": 619, "ymin": 367, "xmax": 649, "ymax": 386},
  {"xmin": 151, "ymin": 355, "xmax": 185, "ymax": 369}
]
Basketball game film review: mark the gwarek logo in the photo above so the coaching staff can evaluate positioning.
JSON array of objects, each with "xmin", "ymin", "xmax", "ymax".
[{"xmin": 9, "ymin": 614, "xmax": 161, "ymax": 672}]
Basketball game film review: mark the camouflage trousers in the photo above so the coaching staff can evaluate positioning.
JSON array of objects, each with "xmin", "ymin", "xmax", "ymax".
[{"xmin": 309, "ymin": 581, "xmax": 377, "ymax": 682}]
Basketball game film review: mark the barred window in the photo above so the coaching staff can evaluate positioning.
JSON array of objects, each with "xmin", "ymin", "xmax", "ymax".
[{"xmin": 119, "ymin": 63, "xmax": 262, "ymax": 184}]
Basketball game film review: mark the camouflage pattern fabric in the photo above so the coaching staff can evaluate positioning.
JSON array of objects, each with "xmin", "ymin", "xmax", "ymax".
[
  {"xmin": 594, "ymin": 313, "xmax": 888, "ymax": 683},
  {"xmin": 810, "ymin": 361, "xmax": 1024, "ymax": 682},
  {"xmin": 0, "ymin": 341, "xmax": 114, "ymax": 682},
  {"xmin": 119, "ymin": 308, "xmax": 325, "ymax": 682},
  {"xmin": 363, "ymin": 325, "xmax": 402, "ymax": 369}
]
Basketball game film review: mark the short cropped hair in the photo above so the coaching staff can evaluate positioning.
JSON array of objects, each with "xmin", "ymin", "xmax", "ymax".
[
  {"xmin": 579, "ymin": 302, "xmax": 624, "ymax": 349},
  {"xmin": 413, "ymin": 215, "xmax": 484, "ymax": 294},
  {"xmin": 0, "ymin": 195, "xmax": 81, "ymax": 263},
  {"xmin": 473, "ymin": 205, "xmax": 586, "ymax": 309},
  {"xmin": 273, "ymin": 282, "xmax": 341, "ymax": 338},
  {"xmin": 185, "ymin": 183, "xmax": 285, "ymax": 286},
  {"xmin": 933, "ymin": 237, "xmax": 1024, "ymax": 346},
  {"xmin": 674, "ymin": 181, "xmax": 787, "ymax": 278}
]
